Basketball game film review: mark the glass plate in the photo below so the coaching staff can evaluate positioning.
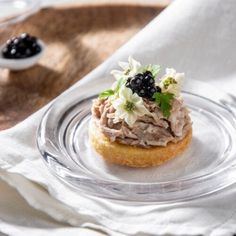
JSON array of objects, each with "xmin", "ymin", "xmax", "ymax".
[
  {"xmin": 0, "ymin": 0, "xmax": 41, "ymax": 28},
  {"xmin": 37, "ymin": 79, "xmax": 236, "ymax": 203}
]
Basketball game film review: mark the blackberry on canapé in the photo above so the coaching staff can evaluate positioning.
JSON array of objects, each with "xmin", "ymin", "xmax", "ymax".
[
  {"xmin": 143, "ymin": 71, "xmax": 154, "ymax": 85},
  {"xmin": 138, "ymin": 89, "xmax": 146, "ymax": 97},
  {"xmin": 139, "ymin": 86, "xmax": 156, "ymax": 99},
  {"xmin": 143, "ymin": 71, "xmax": 152, "ymax": 77},
  {"xmin": 150, "ymin": 87, "xmax": 156, "ymax": 94},
  {"xmin": 125, "ymin": 77, "xmax": 132, "ymax": 88},
  {"xmin": 130, "ymin": 74, "xmax": 143, "ymax": 88},
  {"xmin": 126, "ymin": 70, "xmax": 158, "ymax": 100},
  {"xmin": 156, "ymin": 86, "xmax": 162, "ymax": 93},
  {"xmin": 2, "ymin": 33, "xmax": 42, "ymax": 59}
]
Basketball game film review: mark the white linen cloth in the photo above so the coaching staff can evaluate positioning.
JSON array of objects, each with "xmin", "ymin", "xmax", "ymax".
[{"xmin": 1, "ymin": 0, "xmax": 236, "ymax": 235}]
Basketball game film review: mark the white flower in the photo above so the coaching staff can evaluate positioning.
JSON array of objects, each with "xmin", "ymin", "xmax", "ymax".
[
  {"xmin": 159, "ymin": 68, "xmax": 185, "ymax": 97},
  {"xmin": 110, "ymin": 69, "xmax": 123, "ymax": 80},
  {"xmin": 112, "ymin": 86, "xmax": 150, "ymax": 127},
  {"xmin": 110, "ymin": 56, "xmax": 141, "ymax": 80},
  {"xmin": 109, "ymin": 77, "xmax": 126, "ymax": 101}
]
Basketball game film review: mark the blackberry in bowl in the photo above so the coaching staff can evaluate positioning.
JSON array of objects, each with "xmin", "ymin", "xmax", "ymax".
[
  {"xmin": 0, "ymin": 33, "xmax": 45, "ymax": 71},
  {"xmin": 2, "ymin": 33, "xmax": 42, "ymax": 59}
]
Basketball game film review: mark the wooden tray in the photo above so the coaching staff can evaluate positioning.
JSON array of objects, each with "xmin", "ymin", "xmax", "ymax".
[{"xmin": 0, "ymin": 1, "xmax": 168, "ymax": 130}]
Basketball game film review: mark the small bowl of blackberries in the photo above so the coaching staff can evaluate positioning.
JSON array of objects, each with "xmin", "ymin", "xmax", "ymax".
[{"xmin": 0, "ymin": 33, "xmax": 45, "ymax": 71}]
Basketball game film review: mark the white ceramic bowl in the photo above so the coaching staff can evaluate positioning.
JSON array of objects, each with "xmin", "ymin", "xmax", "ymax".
[{"xmin": 0, "ymin": 39, "xmax": 45, "ymax": 71}]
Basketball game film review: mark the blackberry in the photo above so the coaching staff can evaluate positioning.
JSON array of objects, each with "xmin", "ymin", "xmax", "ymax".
[
  {"xmin": 20, "ymin": 32, "xmax": 29, "ymax": 40},
  {"xmin": 2, "ymin": 33, "xmax": 42, "ymax": 59},
  {"xmin": 150, "ymin": 87, "xmax": 156, "ymax": 94},
  {"xmin": 143, "ymin": 71, "xmax": 154, "ymax": 83},
  {"xmin": 126, "ymin": 71, "xmax": 158, "ymax": 99},
  {"xmin": 143, "ymin": 71, "xmax": 152, "ymax": 77},
  {"xmin": 138, "ymin": 86, "xmax": 156, "ymax": 99},
  {"xmin": 138, "ymin": 89, "xmax": 146, "ymax": 97},
  {"xmin": 125, "ymin": 77, "xmax": 132, "ymax": 88},
  {"xmin": 131, "ymin": 74, "xmax": 143, "ymax": 88},
  {"xmin": 156, "ymin": 86, "xmax": 162, "ymax": 93}
]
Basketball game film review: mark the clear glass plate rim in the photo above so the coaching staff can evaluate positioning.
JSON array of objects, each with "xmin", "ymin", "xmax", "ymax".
[{"xmin": 37, "ymin": 79, "xmax": 236, "ymax": 188}]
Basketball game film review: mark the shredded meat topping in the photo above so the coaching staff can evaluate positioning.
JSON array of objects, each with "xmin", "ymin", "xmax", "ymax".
[{"xmin": 91, "ymin": 97, "xmax": 192, "ymax": 148}]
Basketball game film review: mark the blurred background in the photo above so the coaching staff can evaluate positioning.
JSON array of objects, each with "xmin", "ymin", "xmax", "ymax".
[{"xmin": 0, "ymin": 0, "xmax": 170, "ymax": 129}]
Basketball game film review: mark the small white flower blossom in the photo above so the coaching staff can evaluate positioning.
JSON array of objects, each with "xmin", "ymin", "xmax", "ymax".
[
  {"xmin": 110, "ymin": 56, "xmax": 141, "ymax": 80},
  {"xmin": 159, "ymin": 68, "xmax": 185, "ymax": 97},
  {"xmin": 112, "ymin": 86, "xmax": 150, "ymax": 127},
  {"xmin": 110, "ymin": 69, "xmax": 123, "ymax": 80}
]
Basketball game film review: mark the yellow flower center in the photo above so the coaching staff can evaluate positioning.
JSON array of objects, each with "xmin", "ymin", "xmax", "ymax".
[
  {"xmin": 163, "ymin": 77, "xmax": 177, "ymax": 89},
  {"xmin": 124, "ymin": 101, "xmax": 135, "ymax": 112}
]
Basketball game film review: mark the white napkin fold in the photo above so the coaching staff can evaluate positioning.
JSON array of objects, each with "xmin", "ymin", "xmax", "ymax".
[{"xmin": 1, "ymin": 0, "xmax": 236, "ymax": 235}]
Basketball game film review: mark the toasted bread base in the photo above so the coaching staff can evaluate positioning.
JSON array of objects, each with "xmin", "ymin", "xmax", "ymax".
[{"xmin": 89, "ymin": 121, "xmax": 192, "ymax": 168}]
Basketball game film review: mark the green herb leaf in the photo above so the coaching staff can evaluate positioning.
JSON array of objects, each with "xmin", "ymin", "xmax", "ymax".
[
  {"xmin": 152, "ymin": 92, "xmax": 174, "ymax": 118},
  {"xmin": 99, "ymin": 89, "xmax": 114, "ymax": 99},
  {"xmin": 142, "ymin": 64, "xmax": 161, "ymax": 78}
]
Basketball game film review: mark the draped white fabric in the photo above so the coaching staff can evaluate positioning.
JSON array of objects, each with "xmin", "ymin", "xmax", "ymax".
[{"xmin": 1, "ymin": 0, "xmax": 236, "ymax": 235}]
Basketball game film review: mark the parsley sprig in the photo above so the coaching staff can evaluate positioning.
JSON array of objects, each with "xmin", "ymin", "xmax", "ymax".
[
  {"xmin": 99, "ymin": 89, "xmax": 114, "ymax": 99},
  {"xmin": 99, "ymin": 77, "xmax": 126, "ymax": 99},
  {"xmin": 152, "ymin": 92, "xmax": 174, "ymax": 118}
]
